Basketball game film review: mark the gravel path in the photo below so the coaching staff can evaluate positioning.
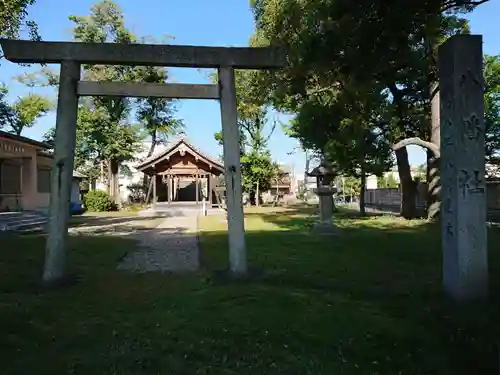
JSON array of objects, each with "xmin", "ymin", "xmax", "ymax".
[{"xmin": 117, "ymin": 216, "xmax": 200, "ymax": 273}]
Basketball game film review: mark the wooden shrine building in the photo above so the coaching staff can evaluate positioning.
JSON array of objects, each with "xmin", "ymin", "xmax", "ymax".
[{"xmin": 135, "ymin": 137, "xmax": 224, "ymax": 206}]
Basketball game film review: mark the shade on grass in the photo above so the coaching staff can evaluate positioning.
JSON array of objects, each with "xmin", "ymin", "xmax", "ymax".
[{"xmin": 1, "ymin": 207, "xmax": 500, "ymax": 374}]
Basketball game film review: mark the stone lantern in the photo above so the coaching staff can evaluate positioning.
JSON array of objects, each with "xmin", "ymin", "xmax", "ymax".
[{"xmin": 307, "ymin": 160, "xmax": 338, "ymax": 233}]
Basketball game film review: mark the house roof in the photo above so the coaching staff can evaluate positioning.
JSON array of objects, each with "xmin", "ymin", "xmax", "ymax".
[
  {"xmin": 135, "ymin": 135, "xmax": 224, "ymax": 173},
  {"xmin": 0, "ymin": 130, "xmax": 52, "ymax": 149},
  {"xmin": 278, "ymin": 164, "xmax": 291, "ymax": 174},
  {"xmin": 31, "ymin": 150, "xmax": 85, "ymax": 179}
]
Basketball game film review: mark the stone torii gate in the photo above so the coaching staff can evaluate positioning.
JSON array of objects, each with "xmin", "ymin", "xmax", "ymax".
[{"xmin": 0, "ymin": 39, "xmax": 285, "ymax": 283}]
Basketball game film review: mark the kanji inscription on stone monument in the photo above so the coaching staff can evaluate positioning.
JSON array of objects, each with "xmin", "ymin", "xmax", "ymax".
[{"xmin": 439, "ymin": 35, "xmax": 488, "ymax": 301}]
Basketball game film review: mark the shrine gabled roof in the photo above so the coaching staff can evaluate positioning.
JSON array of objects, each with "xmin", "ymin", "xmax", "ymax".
[
  {"xmin": 135, "ymin": 136, "xmax": 224, "ymax": 173},
  {"xmin": 0, "ymin": 130, "xmax": 52, "ymax": 149}
]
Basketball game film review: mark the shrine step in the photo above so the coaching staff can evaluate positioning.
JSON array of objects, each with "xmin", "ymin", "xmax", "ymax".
[
  {"xmin": 0, "ymin": 211, "xmax": 48, "ymax": 233},
  {"xmin": 138, "ymin": 207, "xmax": 224, "ymax": 218}
]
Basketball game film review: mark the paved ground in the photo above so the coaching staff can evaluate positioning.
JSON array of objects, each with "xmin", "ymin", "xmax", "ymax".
[
  {"xmin": 68, "ymin": 215, "xmax": 201, "ymax": 272},
  {"xmin": 117, "ymin": 216, "xmax": 200, "ymax": 273},
  {"xmin": 68, "ymin": 216, "xmax": 164, "ymax": 235}
]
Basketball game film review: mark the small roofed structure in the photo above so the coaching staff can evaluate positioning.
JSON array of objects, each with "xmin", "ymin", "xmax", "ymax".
[
  {"xmin": 135, "ymin": 136, "xmax": 224, "ymax": 208},
  {"xmin": 307, "ymin": 160, "xmax": 338, "ymax": 188},
  {"xmin": 307, "ymin": 159, "xmax": 338, "ymax": 234}
]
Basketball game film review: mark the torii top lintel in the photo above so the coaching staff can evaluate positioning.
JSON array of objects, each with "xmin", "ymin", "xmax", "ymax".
[{"xmin": 0, "ymin": 39, "xmax": 286, "ymax": 69}]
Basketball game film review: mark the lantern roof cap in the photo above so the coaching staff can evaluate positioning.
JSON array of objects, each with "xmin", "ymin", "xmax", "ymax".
[{"xmin": 307, "ymin": 160, "xmax": 337, "ymax": 177}]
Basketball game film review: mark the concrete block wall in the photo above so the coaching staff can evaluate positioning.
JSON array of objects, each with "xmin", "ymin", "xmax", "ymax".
[{"xmin": 364, "ymin": 181, "xmax": 500, "ymax": 216}]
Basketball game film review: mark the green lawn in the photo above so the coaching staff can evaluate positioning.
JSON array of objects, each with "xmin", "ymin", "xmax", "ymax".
[{"xmin": 1, "ymin": 207, "xmax": 500, "ymax": 374}]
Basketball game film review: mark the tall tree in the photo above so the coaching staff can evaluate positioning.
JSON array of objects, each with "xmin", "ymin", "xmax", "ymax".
[
  {"xmin": 484, "ymin": 55, "xmax": 500, "ymax": 170},
  {"xmin": 133, "ymin": 65, "xmax": 184, "ymax": 192},
  {"xmin": 341, "ymin": 176, "xmax": 361, "ymax": 201},
  {"xmin": 213, "ymin": 68, "xmax": 278, "ymax": 204},
  {"xmin": 0, "ymin": 84, "xmax": 14, "ymax": 129},
  {"xmin": 42, "ymin": 102, "xmax": 111, "ymax": 188},
  {"xmin": 378, "ymin": 174, "xmax": 400, "ymax": 188},
  {"xmin": 2, "ymin": 0, "xmax": 50, "ymax": 137},
  {"xmin": 214, "ymin": 69, "xmax": 275, "ymax": 152},
  {"xmin": 68, "ymin": 0, "xmax": 141, "ymax": 204},
  {"xmin": 241, "ymin": 151, "xmax": 278, "ymax": 202},
  {"xmin": 9, "ymin": 93, "xmax": 52, "ymax": 135},
  {"xmin": 333, "ymin": 126, "xmax": 393, "ymax": 216},
  {"xmin": 134, "ymin": 66, "xmax": 184, "ymax": 158},
  {"xmin": 250, "ymin": 0, "xmax": 488, "ymax": 219},
  {"xmin": 390, "ymin": 13, "xmax": 469, "ymax": 219},
  {"xmin": 0, "ymin": 0, "xmax": 40, "ymax": 48},
  {"xmin": 288, "ymin": 87, "xmax": 393, "ymax": 215},
  {"xmin": 31, "ymin": 2, "xmax": 185, "ymax": 196},
  {"xmin": 0, "ymin": 84, "xmax": 52, "ymax": 135}
]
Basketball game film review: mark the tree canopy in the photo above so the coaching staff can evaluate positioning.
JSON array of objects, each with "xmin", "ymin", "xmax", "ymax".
[
  {"xmin": 250, "ymin": 0, "xmax": 490, "ymax": 217},
  {"xmin": 0, "ymin": 1, "xmax": 51, "ymax": 136},
  {"xmin": 40, "ymin": 1, "xmax": 183, "ymax": 202},
  {"xmin": 134, "ymin": 65, "xmax": 184, "ymax": 158},
  {"xmin": 0, "ymin": 85, "xmax": 53, "ymax": 136},
  {"xmin": 0, "ymin": 0, "xmax": 40, "ymax": 44},
  {"xmin": 213, "ymin": 68, "xmax": 279, "ymax": 202},
  {"xmin": 484, "ymin": 55, "xmax": 500, "ymax": 168}
]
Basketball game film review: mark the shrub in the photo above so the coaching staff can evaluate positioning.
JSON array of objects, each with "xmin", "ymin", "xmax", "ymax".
[
  {"xmin": 127, "ymin": 183, "xmax": 146, "ymax": 203},
  {"xmin": 83, "ymin": 190, "xmax": 115, "ymax": 212}
]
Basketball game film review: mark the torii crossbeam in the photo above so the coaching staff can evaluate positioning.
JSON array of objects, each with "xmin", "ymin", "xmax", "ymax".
[{"xmin": 0, "ymin": 39, "xmax": 285, "ymax": 68}]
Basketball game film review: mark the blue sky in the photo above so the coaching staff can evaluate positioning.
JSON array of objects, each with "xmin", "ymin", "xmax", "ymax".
[{"xmin": 1, "ymin": 0, "xmax": 499, "ymax": 176}]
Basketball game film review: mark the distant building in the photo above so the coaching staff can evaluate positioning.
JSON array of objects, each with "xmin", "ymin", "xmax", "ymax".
[
  {"xmin": 95, "ymin": 140, "xmax": 169, "ymax": 202},
  {"xmin": 97, "ymin": 135, "xmax": 223, "ymax": 205},
  {"xmin": 303, "ymin": 176, "xmax": 317, "ymax": 191},
  {"xmin": 135, "ymin": 136, "xmax": 224, "ymax": 205},
  {"xmin": 269, "ymin": 164, "xmax": 296, "ymax": 196},
  {"xmin": 0, "ymin": 130, "xmax": 84, "ymax": 212},
  {"xmin": 382, "ymin": 165, "xmax": 423, "ymax": 184},
  {"xmin": 96, "ymin": 136, "xmax": 297, "ymax": 204},
  {"xmin": 366, "ymin": 175, "xmax": 378, "ymax": 189}
]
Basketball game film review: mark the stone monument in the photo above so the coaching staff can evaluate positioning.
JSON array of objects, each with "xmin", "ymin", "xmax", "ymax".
[
  {"xmin": 439, "ymin": 35, "xmax": 488, "ymax": 301},
  {"xmin": 308, "ymin": 160, "xmax": 338, "ymax": 234}
]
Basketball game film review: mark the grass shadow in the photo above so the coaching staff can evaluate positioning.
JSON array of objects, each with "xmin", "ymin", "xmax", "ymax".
[
  {"xmin": 199, "ymin": 213, "xmax": 500, "ymax": 375},
  {"xmin": 2, "ymin": 212, "xmax": 500, "ymax": 374},
  {"xmin": 68, "ymin": 215, "xmax": 164, "ymax": 228}
]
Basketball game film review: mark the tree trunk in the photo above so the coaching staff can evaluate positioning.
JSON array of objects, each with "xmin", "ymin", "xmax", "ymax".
[
  {"xmin": 143, "ymin": 131, "xmax": 157, "ymax": 191},
  {"xmin": 360, "ymin": 171, "xmax": 367, "ymax": 216},
  {"xmin": 106, "ymin": 159, "xmax": 112, "ymax": 196},
  {"xmin": 304, "ymin": 151, "xmax": 310, "ymax": 194},
  {"xmin": 303, "ymin": 150, "xmax": 313, "ymax": 201},
  {"xmin": 147, "ymin": 131, "xmax": 157, "ymax": 158},
  {"xmin": 100, "ymin": 159, "xmax": 105, "ymax": 187},
  {"xmin": 427, "ymin": 80, "xmax": 441, "ymax": 220},
  {"xmin": 396, "ymin": 147, "xmax": 417, "ymax": 219},
  {"xmin": 108, "ymin": 158, "xmax": 120, "ymax": 207},
  {"xmin": 249, "ymin": 190, "xmax": 255, "ymax": 206},
  {"xmin": 256, "ymin": 180, "xmax": 260, "ymax": 207}
]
